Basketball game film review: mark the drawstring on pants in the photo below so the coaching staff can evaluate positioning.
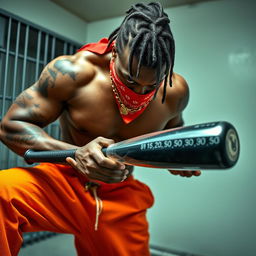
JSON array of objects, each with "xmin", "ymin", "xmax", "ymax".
[{"xmin": 85, "ymin": 182, "xmax": 103, "ymax": 231}]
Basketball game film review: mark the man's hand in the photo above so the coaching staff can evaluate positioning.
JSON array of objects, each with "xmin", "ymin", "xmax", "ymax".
[
  {"xmin": 66, "ymin": 137, "xmax": 129, "ymax": 184},
  {"xmin": 168, "ymin": 170, "xmax": 201, "ymax": 177}
]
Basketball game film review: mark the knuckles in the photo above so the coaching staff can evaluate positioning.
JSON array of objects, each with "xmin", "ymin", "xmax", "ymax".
[{"xmin": 74, "ymin": 137, "xmax": 122, "ymax": 183}]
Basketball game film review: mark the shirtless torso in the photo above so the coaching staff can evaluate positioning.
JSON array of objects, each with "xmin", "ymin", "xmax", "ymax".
[
  {"xmin": 60, "ymin": 51, "xmax": 188, "ymax": 143},
  {"xmin": 0, "ymin": 48, "xmax": 191, "ymax": 182}
]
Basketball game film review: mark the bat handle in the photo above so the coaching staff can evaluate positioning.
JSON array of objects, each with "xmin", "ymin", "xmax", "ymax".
[
  {"xmin": 24, "ymin": 147, "xmax": 109, "ymax": 164},
  {"xmin": 24, "ymin": 149, "xmax": 77, "ymax": 164}
]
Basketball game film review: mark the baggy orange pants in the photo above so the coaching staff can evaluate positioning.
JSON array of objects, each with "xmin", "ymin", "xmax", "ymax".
[{"xmin": 0, "ymin": 163, "xmax": 154, "ymax": 256}]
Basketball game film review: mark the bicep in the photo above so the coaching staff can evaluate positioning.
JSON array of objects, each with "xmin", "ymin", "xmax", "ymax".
[
  {"xmin": 4, "ymin": 54, "xmax": 92, "ymax": 126},
  {"xmin": 5, "ymin": 59, "xmax": 69, "ymax": 126},
  {"xmin": 6, "ymin": 86, "xmax": 63, "ymax": 127}
]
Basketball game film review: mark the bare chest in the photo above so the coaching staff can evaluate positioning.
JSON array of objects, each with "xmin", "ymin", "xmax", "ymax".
[{"xmin": 62, "ymin": 81, "xmax": 176, "ymax": 144}]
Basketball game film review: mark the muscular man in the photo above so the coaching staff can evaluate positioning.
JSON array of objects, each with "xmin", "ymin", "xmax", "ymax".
[{"xmin": 0, "ymin": 2, "xmax": 200, "ymax": 256}]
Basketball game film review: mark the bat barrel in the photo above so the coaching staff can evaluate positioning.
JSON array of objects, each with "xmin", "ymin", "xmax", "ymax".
[{"xmin": 103, "ymin": 121, "xmax": 240, "ymax": 170}]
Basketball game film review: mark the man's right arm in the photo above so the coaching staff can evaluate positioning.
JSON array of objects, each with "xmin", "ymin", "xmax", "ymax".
[
  {"xmin": 0, "ymin": 54, "xmax": 128, "ymax": 183},
  {"xmin": 0, "ymin": 55, "xmax": 88, "ymax": 156}
]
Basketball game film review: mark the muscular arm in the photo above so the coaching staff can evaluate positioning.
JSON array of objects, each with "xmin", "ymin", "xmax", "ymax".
[
  {"xmin": 0, "ymin": 53, "xmax": 138, "ymax": 183},
  {"xmin": 0, "ymin": 55, "xmax": 93, "ymax": 156}
]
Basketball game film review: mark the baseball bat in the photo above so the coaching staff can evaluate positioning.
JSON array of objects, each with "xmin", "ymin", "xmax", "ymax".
[{"xmin": 24, "ymin": 121, "xmax": 240, "ymax": 170}]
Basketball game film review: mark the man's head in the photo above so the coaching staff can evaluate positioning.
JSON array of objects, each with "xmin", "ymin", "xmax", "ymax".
[{"xmin": 108, "ymin": 2, "xmax": 175, "ymax": 102}]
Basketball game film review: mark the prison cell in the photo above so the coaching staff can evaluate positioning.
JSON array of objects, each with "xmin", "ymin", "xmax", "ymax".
[{"xmin": 0, "ymin": 9, "xmax": 81, "ymax": 169}]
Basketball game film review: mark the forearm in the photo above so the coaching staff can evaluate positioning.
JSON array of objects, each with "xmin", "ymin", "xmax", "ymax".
[{"xmin": 0, "ymin": 120, "xmax": 77, "ymax": 156}]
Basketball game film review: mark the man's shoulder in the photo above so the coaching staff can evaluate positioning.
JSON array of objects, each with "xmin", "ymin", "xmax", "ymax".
[
  {"xmin": 73, "ymin": 49, "xmax": 110, "ymax": 67},
  {"xmin": 164, "ymin": 73, "xmax": 189, "ymax": 102},
  {"xmin": 163, "ymin": 72, "xmax": 189, "ymax": 114},
  {"xmin": 171, "ymin": 73, "xmax": 189, "ymax": 95},
  {"xmin": 34, "ymin": 52, "xmax": 100, "ymax": 102},
  {"xmin": 48, "ymin": 52, "xmax": 100, "ymax": 88}
]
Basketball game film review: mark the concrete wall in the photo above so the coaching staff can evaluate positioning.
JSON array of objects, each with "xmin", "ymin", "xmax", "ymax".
[{"xmin": 0, "ymin": 0, "xmax": 87, "ymax": 43}]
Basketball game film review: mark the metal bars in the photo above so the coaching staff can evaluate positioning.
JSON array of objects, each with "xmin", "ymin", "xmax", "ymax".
[
  {"xmin": 1, "ymin": 17, "xmax": 11, "ymax": 122},
  {"xmin": 0, "ymin": 9, "xmax": 81, "ymax": 169}
]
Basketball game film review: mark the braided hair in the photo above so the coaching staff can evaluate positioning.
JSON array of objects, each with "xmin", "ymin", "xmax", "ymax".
[{"xmin": 108, "ymin": 2, "xmax": 175, "ymax": 103}]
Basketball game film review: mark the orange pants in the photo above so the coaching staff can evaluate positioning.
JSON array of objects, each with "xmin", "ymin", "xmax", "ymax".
[{"xmin": 0, "ymin": 163, "xmax": 154, "ymax": 256}]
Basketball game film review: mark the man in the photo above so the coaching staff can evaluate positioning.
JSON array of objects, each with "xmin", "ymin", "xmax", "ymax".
[{"xmin": 0, "ymin": 2, "xmax": 200, "ymax": 256}]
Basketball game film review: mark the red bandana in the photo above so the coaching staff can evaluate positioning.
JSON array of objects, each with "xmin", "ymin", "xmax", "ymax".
[
  {"xmin": 77, "ymin": 38, "xmax": 113, "ymax": 54},
  {"xmin": 77, "ymin": 38, "xmax": 158, "ymax": 124},
  {"xmin": 109, "ymin": 58, "xmax": 157, "ymax": 124}
]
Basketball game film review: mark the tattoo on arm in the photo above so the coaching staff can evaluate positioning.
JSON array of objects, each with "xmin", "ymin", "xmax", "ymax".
[
  {"xmin": 4, "ymin": 126, "xmax": 44, "ymax": 146},
  {"xmin": 38, "ymin": 76, "xmax": 50, "ymax": 98},
  {"xmin": 14, "ymin": 91, "xmax": 34, "ymax": 108},
  {"xmin": 36, "ymin": 67, "xmax": 57, "ymax": 97},
  {"xmin": 48, "ymin": 67, "xmax": 57, "ymax": 81},
  {"xmin": 14, "ymin": 96, "xmax": 26, "ymax": 108},
  {"xmin": 13, "ymin": 93, "xmax": 46, "ymax": 127},
  {"xmin": 14, "ymin": 90, "xmax": 40, "ymax": 108},
  {"xmin": 27, "ymin": 108, "xmax": 46, "ymax": 127},
  {"xmin": 54, "ymin": 59, "xmax": 76, "ymax": 81},
  {"xmin": 5, "ymin": 133, "xmax": 37, "ymax": 146},
  {"xmin": 35, "ymin": 59, "xmax": 76, "ymax": 98}
]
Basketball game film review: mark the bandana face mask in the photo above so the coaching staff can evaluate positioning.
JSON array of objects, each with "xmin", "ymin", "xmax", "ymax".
[{"xmin": 110, "ymin": 57, "xmax": 160, "ymax": 124}]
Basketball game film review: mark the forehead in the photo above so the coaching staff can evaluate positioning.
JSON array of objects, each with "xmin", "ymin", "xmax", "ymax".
[{"xmin": 116, "ymin": 46, "xmax": 166, "ymax": 81}]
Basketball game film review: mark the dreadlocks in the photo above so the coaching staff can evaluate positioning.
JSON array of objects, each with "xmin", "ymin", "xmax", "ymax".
[{"xmin": 108, "ymin": 2, "xmax": 175, "ymax": 103}]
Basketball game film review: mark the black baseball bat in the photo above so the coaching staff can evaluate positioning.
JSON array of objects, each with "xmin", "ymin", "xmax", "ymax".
[{"xmin": 24, "ymin": 121, "xmax": 240, "ymax": 170}]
